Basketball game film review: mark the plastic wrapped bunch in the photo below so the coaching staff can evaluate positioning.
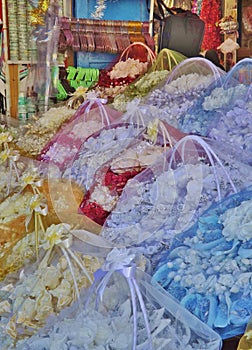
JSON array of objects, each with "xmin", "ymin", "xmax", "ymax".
[
  {"xmin": 78, "ymin": 119, "xmax": 182, "ymax": 226},
  {"xmin": 0, "ymin": 157, "xmax": 53, "ymax": 281},
  {"xmin": 112, "ymin": 49, "xmax": 186, "ymax": 112},
  {"xmin": 93, "ymin": 42, "xmax": 156, "ymax": 101},
  {"xmin": 144, "ymin": 57, "xmax": 225, "ymax": 128},
  {"xmin": 101, "ymin": 135, "xmax": 252, "ymax": 255},
  {"xmin": 0, "ymin": 155, "xmax": 101, "ymax": 282},
  {"xmin": 37, "ymin": 93, "xmax": 123, "ymax": 172},
  {"xmin": 19, "ymin": 248, "xmax": 222, "ymax": 350},
  {"xmin": 0, "ymin": 127, "xmax": 27, "ymax": 199},
  {"xmin": 11, "ymin": 106, "xmax": 75, "ymax": 157},
  {"xmin": 153, "ymin": 186, "xmax": 252, "ymax": 340},
  {"xmin": 62, "ymin": 122, "xmax": 147, "ymax": 192},
  {"xmin": 0, "ymin": 223, "xmax": 102, "ymax": 349},
  {"xmin": 180, "ymin": 59, "xmax": 252, "ymax": 158}
]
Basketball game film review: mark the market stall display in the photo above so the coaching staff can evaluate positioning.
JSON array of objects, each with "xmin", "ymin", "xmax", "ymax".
[{"xmin": 0, "ymin": 1, "xmax": 251, "ymax": 348}]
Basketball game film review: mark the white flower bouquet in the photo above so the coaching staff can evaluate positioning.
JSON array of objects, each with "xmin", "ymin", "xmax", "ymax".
[
  {"xmin": 180, "ymin": 59, "xmax": 252, "ymax": 162},
  {"xmin": 101, "ymin": 135, "xmax": 252, "ymax": 255},
  {"xmin": 143, "ymin": 57, "xmax": 225, "ymax": 129},
  {"xmin": 153, "ymin": 186, "xmax": 252, "ymax": 340},
  {"xmin": 112, "ymin": 48, "xmax": 186, "ymax": 112},
  {"xmin": 18, "ymin": 248, "xmax": 222, "ymax": 350},
  {"xmin": 0, "ymin": 223, "xmax": 103, "ymax": 348},
  {"xmin": 94, "ymin": 42, "xmax": 156, "ymax": 100},
  {"xmin": 62, "ymin": 122, "xmax": 146, "ymax": 192},
  {"xmin": 38, "ymin": 95, "xmax": 123, "ymax": 172},
  {"xmin": 78, "ymin": 119, "xmax": 185, "ymax": 226}
]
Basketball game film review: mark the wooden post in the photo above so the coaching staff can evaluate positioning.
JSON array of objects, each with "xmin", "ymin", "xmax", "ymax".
[{"xmin": 8, "ymin": 64, "xmax": 19, "ymax": 118}]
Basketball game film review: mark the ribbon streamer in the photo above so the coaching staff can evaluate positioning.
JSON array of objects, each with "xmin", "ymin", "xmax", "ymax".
[
  {"xmin": 85, "ymin": 249, "xmax": 153, "ymax": 350},
  {"xmin": 40, "ymin": 224, "xmax": 93, "ymax": 299},
  {"xmin": 76, "ymin": 92, "xmax": 110, "ymax": 126},
  {"xmin": 25, "ymin": 193, "xmax": 48, "ymax": 258},
  {"xmin": 168, "ymin": 135, "xmax": 237, "ymax": 201}
]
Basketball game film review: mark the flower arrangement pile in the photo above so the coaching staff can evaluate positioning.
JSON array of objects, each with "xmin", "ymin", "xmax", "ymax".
[
  {"xmin": 0, "ymin": 223, "xmax": 101, "ymax": 348},
  {"xmin": 153, "ymin": 187, "xmax": 252, "ymax": 339},
  {"xmin": 101, "ymin": 136, "xmax": 252, "ymax": 253},
  {"xmin": 11, "ymin": 106, "xmax": 75, "ymax": 157},
  {"xmin": 78, "ymin": 119, "xmax": 179, "ymax": 226},
  {"xmin": 18, "ymin": 249, "xmax": 221, "ymax": 350}
]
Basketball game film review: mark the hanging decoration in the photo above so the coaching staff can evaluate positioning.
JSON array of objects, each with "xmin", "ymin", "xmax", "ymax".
[
  {"xmin": 200, "ymin": 0, "xmax": 222, "ymax": 51},
  {"xmin": 91, "ymin": 0, "xmax": 107, "ymax": 20},
  {"xmin": 29, "ymin": 0, "xmax": 50, "ymax": 26}
]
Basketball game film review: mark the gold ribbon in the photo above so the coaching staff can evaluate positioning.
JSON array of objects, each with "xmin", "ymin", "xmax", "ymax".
[
  {"xmin": 146, "ymin": 118, "xmax": 173, "ymax": 150},
  {"xmin": 146, "ymin": 119, "xmax": 159, "ymax": 145},
  {"xmin": 40, "ymin": 224, "xmax": 93, "ymax": 299},
  {"xmin": 25, "ymin": 194, "xmax": 48, "ymax": 258},
  {"xmin": 29, "ymin": 0, "xmax": 50, "ymax": 26},
  {"xmin": 20, "ymin": 170, "xmax": 43, "ymax": 194}
]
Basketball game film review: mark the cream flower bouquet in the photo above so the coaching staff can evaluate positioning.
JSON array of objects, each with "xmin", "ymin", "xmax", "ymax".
[
  {"xmin": 19, "ymin": 248, "xmax": 222, "ymax": 350},
  {"xmin": 0, "ymin": 223, "xmax": 103, "ymax": 349},
  {"xmin": 10, "ymin": 106, "xmax": 75, "ymax": 158}
]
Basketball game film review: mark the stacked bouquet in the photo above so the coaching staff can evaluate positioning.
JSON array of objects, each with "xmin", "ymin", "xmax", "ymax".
[{"xmin": 153, "ymin": 186, "xmax": 252, "ymax": 339}]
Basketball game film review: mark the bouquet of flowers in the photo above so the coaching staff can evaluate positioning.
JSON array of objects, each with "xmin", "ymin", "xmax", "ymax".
[
  {"xmin": 10, "ymin": 106, "xmax": 75, "ymax": 158},
  {"xmin": 93, "ymin": 42, "xmax": 156, "ymax": 100},
  {"xmin": 19, "ymin": 248, "xmax": 222, "ymax": 350},
  {"xmin": 180, "ymin": 59, "xmax": 252, "ymax": 162},
  {"xmin": 0, "ymin": 223, "xmax": 102, "ymax": 349},
  {"xmin": 0, "ymin": 154, "xmax": 101, "ymax": 282},
  {"xmin": 62, "ymin": 122, "xmax": 147, "ymax": 192},
  {"xmin": 112, "ymin": 49, "xmax": 186, "ymax": 112},
  {"xmin": 153, "ymin": 186, "xmax": 252, "ymax": 340},
  {"xmin": 143, "ymin": 57, "xmax": 225, "ymax": 129},
  {"xmin": 0, "ymin": 156, "xmax": 52, "ymax": 281},
  {"xmin": 101, "ymin": 135, "xmax": 252, "ymax": 256},
  {"xmin": 78, "ymin": 119, "xmax": 184, "ymax": 226},
  {"xmin": 37, "ymin": 94, "xmax": 123, "ymax": 172}
]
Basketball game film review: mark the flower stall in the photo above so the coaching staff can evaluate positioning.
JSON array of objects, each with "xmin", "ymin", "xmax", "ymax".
[{"xmin": 0, "ymin": 1, "xmax": 251, "ymax": 350}]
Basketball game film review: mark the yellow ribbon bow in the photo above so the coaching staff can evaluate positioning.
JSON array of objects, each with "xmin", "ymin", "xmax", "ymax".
[{"xmin": 40, "ymin": 223, "xmax": 93, "ymax": 299}]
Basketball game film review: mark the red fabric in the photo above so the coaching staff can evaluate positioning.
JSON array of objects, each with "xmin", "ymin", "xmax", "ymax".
[
  {"xmin": 78, "ymin": 166, "xmax": 144, "ymax": 225},
  {"xmin": 200, "ymin": 0, "xmax": 222, "ymax": 51},
  {"xmin": 104, "ymin": 167, "xmax": 144, "ymax": 195},
  {"xmin": 78, "ymin": 190, "xmax": 110, "ymax": 226}
]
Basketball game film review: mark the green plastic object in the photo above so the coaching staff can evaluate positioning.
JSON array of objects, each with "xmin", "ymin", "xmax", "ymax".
[
  {"xmin": 56, "ymin": 81, "xmax": 68, "ymax": 100},
  {"xmin": 57, "ymin": 66, "xmax": 100, "ymax": 99}
]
